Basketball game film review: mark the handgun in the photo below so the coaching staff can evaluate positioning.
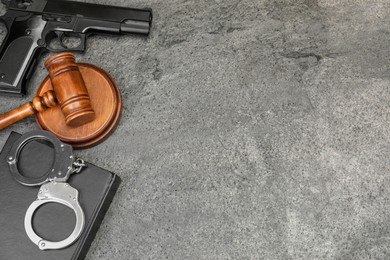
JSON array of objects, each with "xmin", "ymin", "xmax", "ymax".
[{"xmin": 0, "ymin": 0, "xmax": 152, "ymax": 95}]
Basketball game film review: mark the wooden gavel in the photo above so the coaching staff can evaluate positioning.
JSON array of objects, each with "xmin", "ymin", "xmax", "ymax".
[{"xmin": 0, "ymin": 52, "xmax": 95, "ymax": 129}]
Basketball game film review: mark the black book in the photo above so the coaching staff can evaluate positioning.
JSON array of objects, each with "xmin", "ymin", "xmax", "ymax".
[{"xmin": 0, "ymin": 132, "xmax": 120, "ymax": 260}]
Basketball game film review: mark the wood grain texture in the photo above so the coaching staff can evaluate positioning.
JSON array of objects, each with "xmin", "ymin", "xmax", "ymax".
[
  {"xmin": 45, "ymin": 52, "xmax": 95, "ymax": 127},
  {"xmin": 0, "ymin": 90, "xmax": 57, "ymax": 129},
  {"xmin": 0, "ymin": 52, "xmax": 96, "ymax": 130},
  {"xmin": 35, "ymin": 63, "xmax": 122, "ymax": 149}
]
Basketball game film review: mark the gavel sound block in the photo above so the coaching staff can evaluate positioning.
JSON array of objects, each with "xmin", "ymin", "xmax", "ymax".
[{"xmin": 0, "ymin": 52, "xmax": 122, "ymax": 149}]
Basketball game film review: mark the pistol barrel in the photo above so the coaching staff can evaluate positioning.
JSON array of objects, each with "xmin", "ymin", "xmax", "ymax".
[
  {"xmin": 44, "ymin": 0, "xmax": 152, "ymax": 26},
  {"xmin": 120, "ymin": 19, "xmax": 151, "ymax": 35},
  {"xmin": 7, "ymin": 0, "xmax": 152, "ymax": 35}
]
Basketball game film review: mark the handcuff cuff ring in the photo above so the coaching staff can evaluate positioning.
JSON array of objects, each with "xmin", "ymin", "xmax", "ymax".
[
  {"xmin": 24, "ymin": 182, "xmax": 85, "ymax": 250},
  {"xmin": 7, "ymin": 130, "xmax": 85, "ymax": 250}
]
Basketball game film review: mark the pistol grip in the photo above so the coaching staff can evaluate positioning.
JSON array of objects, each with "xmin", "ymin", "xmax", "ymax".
[
  {"xmin": 0, "ymin": 36, "xmax": 43, "ymax": 94},
  {"xmin": 0, "ymin": 14, "xmax": 46, "ymax": 95}
]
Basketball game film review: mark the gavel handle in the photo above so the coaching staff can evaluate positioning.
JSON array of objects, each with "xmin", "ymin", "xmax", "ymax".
[{"xmin": 0, "ymin": 91, "xmax": 57, "ymax": 129}]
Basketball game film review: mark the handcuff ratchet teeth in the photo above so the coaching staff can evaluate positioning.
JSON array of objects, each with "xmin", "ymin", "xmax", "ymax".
[{"xmin": 7, "ymin": 130, "xmax": 85, "ymax": 250}]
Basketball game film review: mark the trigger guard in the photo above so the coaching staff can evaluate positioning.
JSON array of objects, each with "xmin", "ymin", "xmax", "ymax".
[
  {"xmin": 54, "ymin": 32, "xmax": 85, "ymax": 52},
  {"xmin": 46, "ymin": 32, "xmax": 85, "ymax": 52},
  {"xmin": 24, "ymin": 182, "xmax": 85, "ymax": 250}
]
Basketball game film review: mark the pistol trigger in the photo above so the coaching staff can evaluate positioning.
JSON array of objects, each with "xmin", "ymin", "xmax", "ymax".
[
  {"xmin": 77, "ymin": 34, "xmax": 86, "ymax": 52},
  {"xmin": 57, "ymin": 32, "xmax": 68, "ymax": 49}
]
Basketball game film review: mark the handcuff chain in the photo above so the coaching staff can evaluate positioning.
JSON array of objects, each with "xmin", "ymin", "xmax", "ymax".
[{"xmin": 71, "ymin": 158, "xmax": 86, "ymax": 174}]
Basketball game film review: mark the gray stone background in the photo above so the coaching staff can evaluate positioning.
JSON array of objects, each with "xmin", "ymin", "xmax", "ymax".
[{"xmin": 1, "ymin": 0, "xmax": 390, "ymax": 259}]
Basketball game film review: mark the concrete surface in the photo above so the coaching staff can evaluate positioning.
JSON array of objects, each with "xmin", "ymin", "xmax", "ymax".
[{"xmin": 1, "ymin": 0, "xmax": 390, "ymax": 259}]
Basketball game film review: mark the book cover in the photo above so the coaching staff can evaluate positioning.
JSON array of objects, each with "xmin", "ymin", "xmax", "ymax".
[{"xmin": 0, "ymin": 131, "xmax": 120, "ymax": 260}]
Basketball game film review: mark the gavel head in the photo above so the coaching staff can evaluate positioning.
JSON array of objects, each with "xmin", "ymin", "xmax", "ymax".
[{"xmin": 44, "ymin": 52, "xmax": 95, "ymax": 127}]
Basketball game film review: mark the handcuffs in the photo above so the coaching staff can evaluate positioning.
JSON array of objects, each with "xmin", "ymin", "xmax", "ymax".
[{"xmin": 7, "ymin": 130, "xmax": 85, "ymax": 250}]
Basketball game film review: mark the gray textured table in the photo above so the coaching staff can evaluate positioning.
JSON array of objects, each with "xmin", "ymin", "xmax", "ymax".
[{"xmin": 1, "ymin": 0, "xmax": 390, "ymax": 259}]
